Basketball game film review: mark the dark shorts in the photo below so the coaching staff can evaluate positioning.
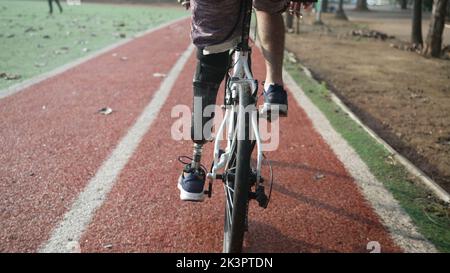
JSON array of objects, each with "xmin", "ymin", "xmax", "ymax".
[{"xmin": 191, "ymin": 0, "xmax": 287, "ymax": 54}]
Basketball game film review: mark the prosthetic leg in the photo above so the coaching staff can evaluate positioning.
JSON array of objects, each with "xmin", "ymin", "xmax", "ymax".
[{"xmin": 178, "ymin": 49, "xmax": 230, "ymax": 201}]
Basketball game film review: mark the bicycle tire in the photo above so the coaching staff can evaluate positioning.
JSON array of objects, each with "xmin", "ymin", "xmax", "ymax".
[{"xmin": 223, "ymin": 84, "xmax": 253, "ymax": 253}]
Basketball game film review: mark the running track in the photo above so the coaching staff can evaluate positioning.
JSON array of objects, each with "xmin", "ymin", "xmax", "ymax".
[{"xmin": 0, "ymin": 18, "xmax": 433, "ymax": 253}]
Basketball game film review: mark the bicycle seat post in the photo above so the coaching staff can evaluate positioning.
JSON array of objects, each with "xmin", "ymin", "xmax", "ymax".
[{"xmin": 237, "ymin": 0, "xmax": 253, "ymax": 52}]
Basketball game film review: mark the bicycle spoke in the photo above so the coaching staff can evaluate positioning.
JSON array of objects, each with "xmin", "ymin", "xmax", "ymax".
[
  {"xmin": 225, "ymin": 185, "xmax": 234, "ymax": 209},
  {"xmin": 225, "ymin": 183, "xmax": 235, "ymax": 193},
  {"xmin": 224, "ymin": 185, "xmax": 233, "ymax": 226}
]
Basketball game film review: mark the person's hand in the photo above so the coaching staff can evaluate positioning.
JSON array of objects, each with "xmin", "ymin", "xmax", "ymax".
[
  {"xmin": 288, "ymin": 1, "xmax": 314, "ymax": 17},
  {"xmin": 301, "ymin": 2, "xmax": 314, "ymax": 10},
  {"xmin": 288, "ymin": 1, "xmax": 301, "ymax": 18},
  {"xmin": 178, "ymin": 0, "xmax": 190, "ymax": 10}
]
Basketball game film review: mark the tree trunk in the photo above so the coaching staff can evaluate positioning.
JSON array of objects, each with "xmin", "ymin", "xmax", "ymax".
[
  {"xmin": 355, "ymin": 0, "xmax": 369, "ymax": 11},
  {"xmin": 411, "ymin": 0, "xmax": 423, "ymax": 48},
  {"xmin": 336, "ymin": 0, "xmax": 348, "ymax": 20},
  {"xmin": 422, "ymin": 0, "xmax": 448, "ymax": 57},
  {"xmin": 315, "ymin": 0, "xmax": 324, "ymax": 25},
  {"xmin": 446, "ymin": 0, "xmax": 450, "ymax": 18},
  {"xmin": 322, "ymin": 0, "xmax": 329, "ymax": 12},
  {"xmin": 424, "ymin": 0, "xmax": 433, "ymax": 11},
  {"xmin": 400, "ymin": 0, "xmax": 408, "ymax": 9},
  {"xmin": 285, "ymin": 13, "xmax": 294, "ymax": 30}
]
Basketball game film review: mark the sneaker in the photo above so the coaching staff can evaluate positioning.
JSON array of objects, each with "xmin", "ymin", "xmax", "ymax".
[
  {"xmin": 260, "ymin": 84, "xmax": 288, "ymax": 119},
  {"xmin": 177, "ymin": 168, "xmax": 205, "ymax": 202}
]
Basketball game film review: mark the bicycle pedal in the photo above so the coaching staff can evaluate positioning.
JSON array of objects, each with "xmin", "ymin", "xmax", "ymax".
[{"xmin": 254, "ymin": 186, "xmax": 269, "ymax": 209}]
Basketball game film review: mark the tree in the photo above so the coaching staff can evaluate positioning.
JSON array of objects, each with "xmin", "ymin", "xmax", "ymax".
[
  {"xmin": 314, "ymin": 0, "xmax": 324, "ymax": 25},
  {"xmin": 411, "ymin": 0, "xmax": 423, "ymax": 48},
  {"xmin": 424, "ymin": 0, "xmax": 433, "ymax": 11},
  {"xmin": 285, "ymin": 13, "xmax": 294, "ymax": 30},
  {"xmin": 400, "ymin": 0, "xmax": 408, "ymax": 9},
  {"xmin": 322, "ymin": 0, "xmax": 329, "ymax": 12},
  {"xmin": 422, "ymin": 0, "xmax": 449, "ymax": 57},
  {"xmin": 336, "ymin": 0, "xmax": 348, "ymax": 20},
  {"xmin": 447, "ymin": 0, "xmax": 450, "ymax": 17},
  {"xmin": 355, "ymin": 0, "xmax": 369, "ymax": 11}
]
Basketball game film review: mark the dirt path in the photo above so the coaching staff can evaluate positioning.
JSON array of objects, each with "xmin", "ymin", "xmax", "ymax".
[
  {"xmin": 345, "ymin": 8, "xmax": 450, "ymax": 44},
  {"xmin": 286, "ymin": 12, "xmax": 450, "ymax": 193}
]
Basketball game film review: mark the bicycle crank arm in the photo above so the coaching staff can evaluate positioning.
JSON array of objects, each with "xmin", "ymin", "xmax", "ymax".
[{"xmin": 249, "ymin": 186, "xmax": 269, "ymax": 209}]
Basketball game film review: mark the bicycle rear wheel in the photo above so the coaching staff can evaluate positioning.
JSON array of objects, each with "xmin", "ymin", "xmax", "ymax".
[{"xmin": 223, "ymin": 84, "xmax": 253, "ymax": 253}]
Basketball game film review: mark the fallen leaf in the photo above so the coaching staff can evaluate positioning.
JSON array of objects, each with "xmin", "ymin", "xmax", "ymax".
[
  {"xmin": 24, "ymin": 27, "xmax": 37, "ymax": 33},
  {"xmin": 76, "ymin": 40, "xmax": 88, "ymax": 45},
  {"xmin": 437, "ymin": 136, "xmax": 450, "ymax": 146},
  {"xmin": 287, "ymin": 52, "xmax": 297, "ymax": 63},
  {"xmin": 385, "ymin": 154, "xmax": 397, "ymax": 165},
  {"xmin": 4, "ymin": 73, "xmax": 21, "ymax": 80},
  {"xmin": 313, "ymin": 172, "xmax": 325, "ymax": 181},
  {"xmin": 34, "ymin": 62, "xmax": 47, "ymax": 67},
  {"xmin": 54, "ymin": 47, "xmax": 69, "ymax": 55},
  {"xmin": 98, "ymin": 107, "xmax": 113, "ymax": 115},
  {"xmin": 66, "ymin": 241, "xmax": 81, "ymax": 253}
]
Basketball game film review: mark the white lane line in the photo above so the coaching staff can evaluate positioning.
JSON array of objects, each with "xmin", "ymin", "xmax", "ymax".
[
  {"xmin": 39, "ymin": 44, "xmax": 195, "ymax": 253},
  {"xmin": 0, "ymin": 16, "xmax": 189, "ymax": 100},
  {"xmin": 284, "ymin": 69, "xmax": 437, "ymax": 253}
]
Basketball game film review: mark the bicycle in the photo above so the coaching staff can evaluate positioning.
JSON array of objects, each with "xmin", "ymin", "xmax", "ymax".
[
  {"xmin": 178, "ymin": 0, "xmax": 311, "ymax": 253},
  {"xmin": 204, "ymin": 0, "xmax": 273, "ymax": 253}
]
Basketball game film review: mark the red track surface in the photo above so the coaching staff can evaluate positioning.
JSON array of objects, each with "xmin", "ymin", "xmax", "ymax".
[{"xmin": 0, "ymin": 19, "xmax": 401, "ymax": 253}]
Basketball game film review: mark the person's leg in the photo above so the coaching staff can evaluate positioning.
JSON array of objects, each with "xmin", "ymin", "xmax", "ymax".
[
  {"xmin": 178, "ymin": 49, "xmax": 229, "ymax": 201},
  {"xmin": 254, "ymin": 0, "xmax": 288, "ymax": 118},
  {"xmin": 48, "ymin": 0, "xmax": 53, "ymax": 14},
  {"xmin": 178, "ymin": 0, "xmax": 238, "ymax": 201},
  {"xmin": 55, "ymin": 0, "xmax": 63, "ymax": 13},
  {"xmin": 191, "ymin": 49, "xmax": 230, "ymax": 147},
  {"xmin": 255, "ymin": 10, "xmax": 285, "ymax": 90}
]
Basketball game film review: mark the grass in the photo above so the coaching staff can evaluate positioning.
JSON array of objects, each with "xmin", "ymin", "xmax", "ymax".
[
  {"xmin": 284, "ymin": 60, "xmax": 450, "ymax": 252},
  {"xmin": 0, "ymin": 0, "xmax": 187, "ymax": 90}
]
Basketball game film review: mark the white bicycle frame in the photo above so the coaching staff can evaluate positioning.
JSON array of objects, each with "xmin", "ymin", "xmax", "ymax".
[{"xmin": 206, "ymin": 49, "xmax": 263, "ymax": 187}]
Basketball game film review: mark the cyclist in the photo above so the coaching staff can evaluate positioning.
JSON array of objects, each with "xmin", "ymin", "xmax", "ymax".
[
  {"xmin": 48, "ymin": 0, "xmax": 63, "ymax": 14},
  {"xmin": 178, "ymin": 0, "xmax": 308, "ymax": 202}
]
